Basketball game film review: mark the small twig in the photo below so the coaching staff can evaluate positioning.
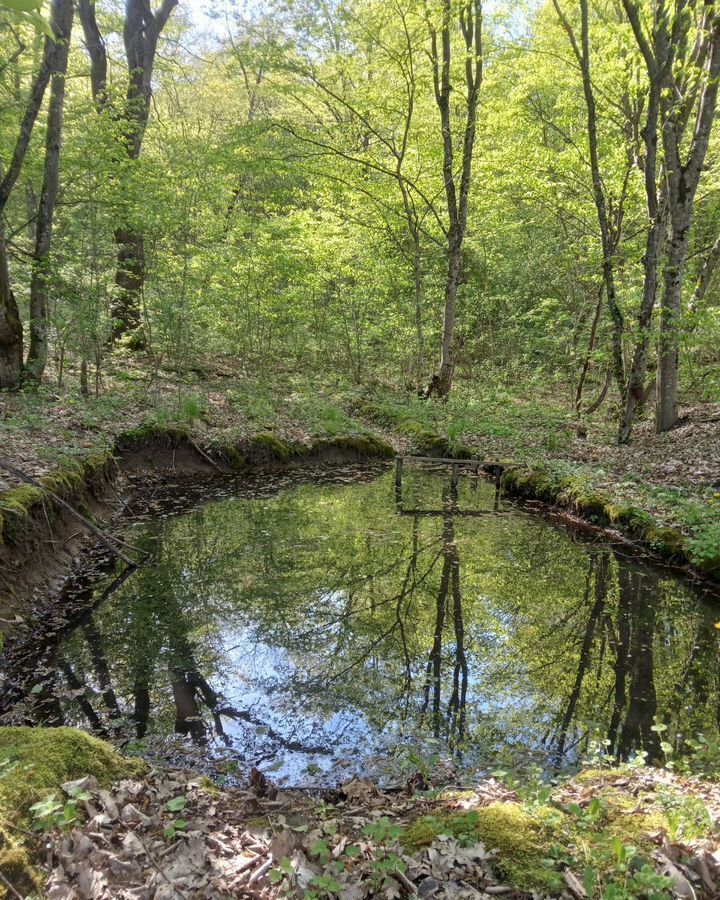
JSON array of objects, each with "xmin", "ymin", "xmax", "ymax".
[
  {"xmin": 392, "ymin": 868, "xmax": 418, "ymax": 895},
  {"xmin": 0, "ymin": 870, "xmax": 24, "ymax": 900},
  {"xmin": 236, "ymin": 852, "xmax": 264, "ymax": 875},
  {"xmin": 248, "ymin": 858, "xmax": 273, "ymax": 885}
]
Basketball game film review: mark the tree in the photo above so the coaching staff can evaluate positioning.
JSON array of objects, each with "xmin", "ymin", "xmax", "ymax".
[
  {"xmin": 425, "ymin": 0, "xmax": 482, "ymax": 399},
  {"xmin": 78, "ymin": 0, "xmax": 178, "ymax": 343},
  {"xmin": 0, "ymin": 0, "xmax": 74, "ymax": 389},
  {"xmin": 655, "ymin": 5, "xmax": 720, "ymax": 432},
  {"xmin": 551, "ymin": 0, "xmax": 628, "ymax": 407},
  {"xmin": 23, "ymin": 0, "xmax": 74, "ymax": 382},
  {"xmin": 618, "ymin": 0, "xmax": 720, "ymax": 440}
]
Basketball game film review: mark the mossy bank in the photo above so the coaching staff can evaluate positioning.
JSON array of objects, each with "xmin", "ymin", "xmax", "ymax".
[{"xmin": 500, "ymin": 464, "xmax": 720, "ymax": 583}]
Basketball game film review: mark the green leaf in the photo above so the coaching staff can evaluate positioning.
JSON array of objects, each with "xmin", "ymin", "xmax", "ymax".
[{"xmin": 166, "ymin": 796, "xmax": 187, "ymax": 812}]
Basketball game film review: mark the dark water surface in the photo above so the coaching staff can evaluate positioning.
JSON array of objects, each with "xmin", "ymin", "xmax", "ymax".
[{"xmin": 4, "ymin": 466, "xmax": 720, "ymax": 786}]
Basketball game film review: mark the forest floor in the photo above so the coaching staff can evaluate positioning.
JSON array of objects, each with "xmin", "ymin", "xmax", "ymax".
[
  {"xmin": 2, "ymin": 723, "xmax": 720, "ymax": 899},
  {"xmin": 10, "ymin": 744, "xmax": 720, "ymax": 899},
  {"xmin": 1, "ymin": 359, "xmax": 718, "ymax": 554}
]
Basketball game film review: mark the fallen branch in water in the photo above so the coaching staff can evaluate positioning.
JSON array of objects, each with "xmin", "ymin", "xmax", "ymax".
[{"xmin": 0, "ymin": 458, "xmax": 145, "ymax": 567}]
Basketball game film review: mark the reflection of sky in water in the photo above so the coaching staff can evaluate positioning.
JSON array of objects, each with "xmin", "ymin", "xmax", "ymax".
[{"xmin": 10, "ymin": 467, "xmax": 720, "ymax": 786}]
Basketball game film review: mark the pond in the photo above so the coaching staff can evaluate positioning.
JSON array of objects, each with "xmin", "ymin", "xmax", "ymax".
[{"xmin": 3, "ymin": 465, "xmax": 720, "ymax": 787}]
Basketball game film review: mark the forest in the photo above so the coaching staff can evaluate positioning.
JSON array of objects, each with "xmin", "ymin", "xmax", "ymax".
[
  {"xmin": 2, "ymin": 0, "xmax": 720, "ymax": 896},
  {"xmin": 0, "ymin": 0, "xmax": 718, "ymax": 427}
]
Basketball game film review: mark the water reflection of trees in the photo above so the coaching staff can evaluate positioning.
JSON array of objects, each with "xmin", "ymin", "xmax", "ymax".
[{"xmin": 27, "ymin": 471, "xmax": 720, "ymax": 772}]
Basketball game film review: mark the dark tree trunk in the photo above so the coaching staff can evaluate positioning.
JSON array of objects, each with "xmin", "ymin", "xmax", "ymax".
[
  {"xmin": 0, "ymin": 0, "xmax": 68, "ymax": 388},
  {"xmin": 0, "ymin": 231, "xmax": 23, "ymax": 390},
  {"xmin": 24, "ymin": 0, "xmax": 74, "ymax": 383},
  {"xmin": 78, "ymin": 0, "xmax": 177, "ymax": 344},
  {"xmin": 111, "ymin": 227, "xmax": 145, "ymax": 339}
]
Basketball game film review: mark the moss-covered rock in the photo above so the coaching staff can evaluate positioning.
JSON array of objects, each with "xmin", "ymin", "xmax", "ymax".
[
  {"xmin": 218, "ymin": 445, "xmax": 248, "ymax": 470},
  {"xmin": 402, "ymin": 803, "xmax": 562, "ymax": 893},
  {"xmin": 501, "ymin": 467, "xmax": 559, "ymax": 502},
  {"xmin": 0, "ymin": 728, "xmax": 144, "ymax": 898},
  {"xmin": 0, "ymin": 484, "xmax": 45, "ymax": 544},
  {"xmin": 605, "ymin": 504, "xmax": 654, "ymax": 535},
  {"xmin": 0, "ymin": 727, "xmax": 144, "ymax": 821}
]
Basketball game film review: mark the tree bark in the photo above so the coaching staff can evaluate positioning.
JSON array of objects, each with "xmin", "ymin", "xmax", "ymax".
[
  {"xmin": 24, "ymin": 0, "xmax": 74, "ymax": 383},
  {"xmin": 0, "ymin": 0, "xmax": 65, "ymax": 388},
  {"xmin": 656, "ymin": 16, "xmax": 720, "ymax": 432},
  {"xmin": 0, "ymin": 231, "xmax": 22, "ymax": 389}
]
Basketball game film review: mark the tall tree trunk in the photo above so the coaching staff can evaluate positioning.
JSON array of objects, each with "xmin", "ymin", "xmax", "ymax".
[
  {"xmin": 78, "ymin": 0, "xmax": 178, "ymax": 344},
  {"xmin": 112, "ymin": 227, "xmax": 145, "ymax": 339},
  {"xmin": 655, "ymin": 18, "xmax": 720, "ymax": 431},
  {"xmin": 413, "ymin": 232, "xmax": 424, "ymax": 390},
  {"xmin": 24, "ymin": 0, "xmax": 74, "ymax": 383},
  {"xmin": 618, "ymin": 214, "xmax": 665, "ymax": 443},
  {"xmin": 0, "ymin": 0, "xmax": 65, "ymax": 388},
  {"xmin": 437, "ymin": 233, "xmax": 462, "ymax": 396},
  {"xmin": 655, "ymin": 218, "xmax": 690, "ymax": 431},
  {"xmin": 425, "ymin": 0, "xmax": 482, "ymax": 399}
]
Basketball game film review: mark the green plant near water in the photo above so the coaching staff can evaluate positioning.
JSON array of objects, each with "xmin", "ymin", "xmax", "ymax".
[{"xmin": 28, "ymin": 782, "xmax": 94, "ymax": 832}]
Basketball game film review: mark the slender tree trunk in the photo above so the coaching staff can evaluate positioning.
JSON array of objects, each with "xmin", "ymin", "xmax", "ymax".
[
  {"xmin": 691, "ymin": 233, "xmax": 720, "ymax": 310},
  {"xmin": 618, "ymin": 214, "xmax": 664, "ymax": 443},
  {"xmin": 413, "ymin": 233, "xmax": 424, "ymax": 390},
  {"xmin": 24, "ymin": 0, "xmax": 74, "ymax": 383},
  {"xmin": 0, "ymin": 0, "xmax": 66, "ymax": 388},
  {"xmin": 553, "ymin": 0, "xmax": 626, "ymax": 404},
  {"xmin": 575, "ymin": 283, "xmax": 604, "ymax": 414},
  {"xmin": 656, "ymin": 218, "xmax": 690, "ymax": 431},
  {"xmin": 425, "ymin": 0, "xmax": 481, "ymax": 399},
  {"xmin": 437, "ymin": 234, "xmax": 462, "ymax": 396}
]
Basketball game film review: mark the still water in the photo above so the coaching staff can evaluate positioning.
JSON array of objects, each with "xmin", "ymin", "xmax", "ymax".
[{"xmin": 5, "ymin": 466, "xmax": 720, "ymax": 786}]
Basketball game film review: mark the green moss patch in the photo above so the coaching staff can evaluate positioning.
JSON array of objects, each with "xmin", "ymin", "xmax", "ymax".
[
  {"xmin": 402, "ymin": 803, "xmax": 562, "ymax": 893},
  {"xmin": 0, "ymin": 727, "xmax": 144, "ymax": 899},
  {"xmin": 252, "ymin": 431, "xmax": 295, "ymax": 461},
  {"xmin": 0, "ymin": 727, "xmax": 144, "ymax": 822},
  {"xmin": 643, "ymin": 525, "xmax": 686, "ymax": 559},
  {"xmin": 312, "ymin": 434, "xmax": 395, "ymax": 458},
  {"xmin": 0, "ymin": 826, "xmax": 39, "ymax": 900}
]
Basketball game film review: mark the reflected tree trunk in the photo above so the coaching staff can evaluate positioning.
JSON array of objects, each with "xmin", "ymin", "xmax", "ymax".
[
  {"xmin": 553, "ymin": 554, "xmax": 608, "ymax": 764},
  {"xmin": 616, "ymin": 566, "xmax": 661, "ymax": 761}
]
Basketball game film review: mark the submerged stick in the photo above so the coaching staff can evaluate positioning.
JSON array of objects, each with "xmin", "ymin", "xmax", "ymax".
[{"xmin": 0, "ymin": 458, "xmax": 143, "ymax": 567}]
